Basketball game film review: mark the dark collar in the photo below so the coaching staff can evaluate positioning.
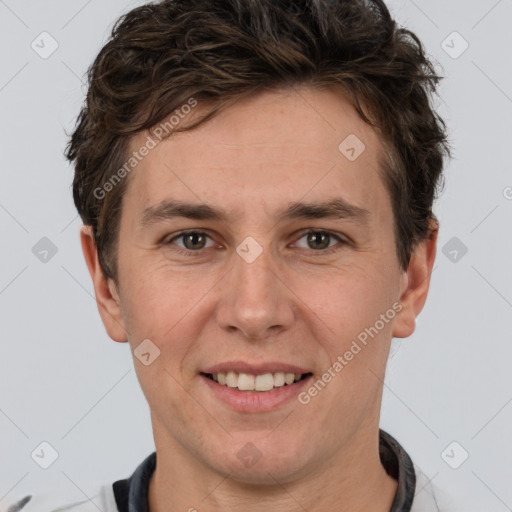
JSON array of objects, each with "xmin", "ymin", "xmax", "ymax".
[{"xmin": 113, "ymin": 429, "xmax": 416, "ymax": 512}]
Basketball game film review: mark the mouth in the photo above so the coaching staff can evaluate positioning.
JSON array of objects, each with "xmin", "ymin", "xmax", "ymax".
[
  {"xmin": 200, "ymin": 371, "xmax": 314, "ymax": 392},
  {"xmin": 198, "ymin": 361, "xmax": 315, "ymax": 412}
]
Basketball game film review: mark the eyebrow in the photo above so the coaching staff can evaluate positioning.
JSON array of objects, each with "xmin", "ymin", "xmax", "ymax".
[{"xmin": 139, "ymin": 197, "xmax": 371, "ymax": 228}]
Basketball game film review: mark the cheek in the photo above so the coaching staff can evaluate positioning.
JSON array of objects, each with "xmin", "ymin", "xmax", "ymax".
[
  {"xmin": 120, "ymin": 265, "xmax": 219, "ymax": 367},
  {"xmin": 294, "ymin": 260, "xmax": 398, "ymax": 379},
  {"xmin": 295, "ymin": 261, "xmax": 389, "ymax": 327},
  {"xmin": 121, "ymin": 262, "xmax": 201, "ymax": 327}
]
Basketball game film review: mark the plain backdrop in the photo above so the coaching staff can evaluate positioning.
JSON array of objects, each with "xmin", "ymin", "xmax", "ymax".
[{"xmin": 0, "ymin": 0, "xmax": 511, "ymax": 510}]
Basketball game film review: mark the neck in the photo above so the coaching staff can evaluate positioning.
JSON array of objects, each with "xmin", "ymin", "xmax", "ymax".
[{"xmin": 148, "ymin": 424, "xmax": 398, "ymax": 512}]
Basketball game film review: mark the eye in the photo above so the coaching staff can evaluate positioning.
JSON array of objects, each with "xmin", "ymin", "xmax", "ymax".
[
  {"xmin": 165, "ymin": 231, "xmax": 216, "ymax": 252},
  {"xmin": 163, "ymin": 229, "xmax": 347, "ymax": 257},
  {"xmin": 293, "ymin": 230, "xmax": 346, "ymax": 252}
]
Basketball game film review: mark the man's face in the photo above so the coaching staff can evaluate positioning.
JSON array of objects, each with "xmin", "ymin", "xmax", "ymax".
[{"xmin": 103, "ymin": 86, "xmax": 411, "ymax": 482}]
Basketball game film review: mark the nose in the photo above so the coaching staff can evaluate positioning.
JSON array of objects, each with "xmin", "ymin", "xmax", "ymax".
[{"xmin": 215, "ymin": 242, "xmax": 295, "ymax": 341}]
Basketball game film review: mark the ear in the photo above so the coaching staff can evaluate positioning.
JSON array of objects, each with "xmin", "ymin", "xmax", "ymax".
[
  {"xmin": 80, "ymin": 225, "xmax": 128, "ymax": 342},
  {"xmin": 392, "ymin": 218, "xmax": 438, "ymax": 338}
]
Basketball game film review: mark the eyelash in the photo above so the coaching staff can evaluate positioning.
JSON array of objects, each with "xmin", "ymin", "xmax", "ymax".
[{"xmin": 163, "ymin": 229, "xmax": 348, "ymax": 257}]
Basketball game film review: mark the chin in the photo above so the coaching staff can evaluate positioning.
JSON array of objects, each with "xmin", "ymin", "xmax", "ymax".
[
  {"xmin": 208, "ymin": 443, "xmax": 311, "ymax": 486},
  {"xmin": 221, "ymin": 461, "xmax": 306, "ymax": 486}
]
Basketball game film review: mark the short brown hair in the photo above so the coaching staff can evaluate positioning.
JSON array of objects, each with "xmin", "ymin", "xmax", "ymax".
[{"xmin": 65, "ymin": 0, "xmax": 450, "ymax": 283}]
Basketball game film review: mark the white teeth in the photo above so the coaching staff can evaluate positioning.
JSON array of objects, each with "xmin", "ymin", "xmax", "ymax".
[
  {"xmin": 273, "ymin": 372, "xmax": 285, "ymax": 387},
  {"xmin": 225, "ymin": 371, "xmax": 238, "ymax": 388},
  {"xmin": 254, "ymin": 373, "xmax": 274, "ymax": 391},
  {"xmin": 208, "ymin": 370, "xmax": 308, "ymax": 391},
  {"xmin": 238, "ymin": 373, "xmax": 255, "ymax": 391}
]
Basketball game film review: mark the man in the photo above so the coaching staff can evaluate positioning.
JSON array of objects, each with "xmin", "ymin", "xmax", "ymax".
[{"xmin": 8, "ymin": 0, "xmax": 454, "ymax": 510}]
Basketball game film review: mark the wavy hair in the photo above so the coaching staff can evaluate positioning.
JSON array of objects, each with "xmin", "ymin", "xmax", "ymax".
[{"xmin": 65, "ymin": 0, "xmax": 450, "ymax": 282}]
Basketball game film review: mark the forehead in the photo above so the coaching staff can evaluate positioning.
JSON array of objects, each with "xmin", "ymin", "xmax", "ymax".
[{"xmin": 123, "ymin": 86, "xmax": 389, "ymax": 223}]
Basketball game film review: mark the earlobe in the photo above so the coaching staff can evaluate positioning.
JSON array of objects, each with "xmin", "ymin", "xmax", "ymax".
[
  {"xmin": 392, "ymin": 220, "xmax": 438, "ymax": 339},
  {"xmin": 80, "ymin": 225, "xmax": 128, "ymax": 343}
]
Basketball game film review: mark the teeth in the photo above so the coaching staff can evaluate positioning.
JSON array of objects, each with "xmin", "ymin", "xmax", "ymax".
[
  {"xmin": 208, "ymin": 371, "xmax": 307, "ymax": 391},
  {"xmin": 225, "ymin": 371, "xmax": 238, "ymax": 388},
  {"xmin": 254, "ymin": 373, "xmax": 274, "ymax": 391},
  {"xmin": 238, "ymin": 373, "xmax": 255, "ymax": 391},
  {"xmin": 284, "ymin": 373, "xmax": 295, "ymax": 385},
  {"xmin": 274, "ymin": 372, "xmax": 285, "ymax": 387}
]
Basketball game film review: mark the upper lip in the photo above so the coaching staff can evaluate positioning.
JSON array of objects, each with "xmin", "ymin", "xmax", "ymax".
[{"xmin": 201, "ymin": 361, "xmax": 312, "ymax": 375}]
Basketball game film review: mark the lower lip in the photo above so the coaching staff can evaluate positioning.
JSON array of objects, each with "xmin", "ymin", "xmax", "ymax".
[{"xmin": 199, "ymin": 374, "xmax": 313, "ymax": 413}]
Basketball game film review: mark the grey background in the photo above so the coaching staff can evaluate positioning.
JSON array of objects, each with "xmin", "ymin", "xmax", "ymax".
[{"xmin": 0, "ymin": 0, "xmax": 511, "ymax": 510}]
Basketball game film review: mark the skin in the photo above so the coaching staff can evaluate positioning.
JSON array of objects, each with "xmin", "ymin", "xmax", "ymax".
[{"xmin": 81, "ymin": 85, "xmax": 438, "ymax": 512}]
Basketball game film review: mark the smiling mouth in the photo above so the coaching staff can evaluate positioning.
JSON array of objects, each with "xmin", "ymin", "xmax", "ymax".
[{"xmin": 201, "ymin": 371, "xmax": 313, "ymax": 392}]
